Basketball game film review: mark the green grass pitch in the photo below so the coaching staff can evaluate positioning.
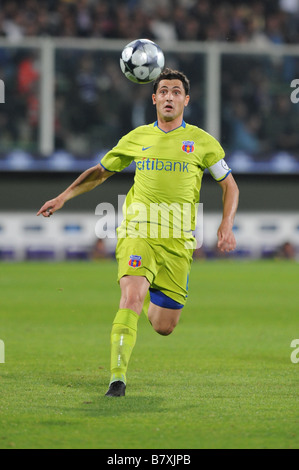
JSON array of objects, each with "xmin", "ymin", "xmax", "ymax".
[{"xmin": 0, "ymin": 259, "xmax": 298, "ymax": 449}]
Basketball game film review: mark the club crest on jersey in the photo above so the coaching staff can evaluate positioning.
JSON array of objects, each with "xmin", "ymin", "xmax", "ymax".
[
  {"xmin": 128, "ymin": 255, "xmax": 142, "ymax": 268},
  {"xmin": 182, "ymin": 141, "xmax": 195, "ymax": 153}
]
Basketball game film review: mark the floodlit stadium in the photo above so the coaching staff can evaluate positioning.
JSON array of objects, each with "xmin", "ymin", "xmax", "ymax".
[{"xmin": 0, "ymin": 0, "xmax": 299, "ymax": 451}]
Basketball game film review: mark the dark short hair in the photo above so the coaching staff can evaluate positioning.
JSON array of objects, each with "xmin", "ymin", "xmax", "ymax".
[{"xmin": 153, "ymin": 68, "xmax": 190, "ymax": 95}]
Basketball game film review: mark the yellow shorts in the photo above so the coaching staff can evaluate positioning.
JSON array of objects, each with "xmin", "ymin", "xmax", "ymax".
[{"xmin": 115, "ymin": 236, "xmax": 193, "ymax": 306}]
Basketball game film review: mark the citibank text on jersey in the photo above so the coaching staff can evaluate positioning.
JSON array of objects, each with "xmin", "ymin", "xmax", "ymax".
[{"xmin": 136, "ymin": 158, "xmax": 189, "ymax": 172}]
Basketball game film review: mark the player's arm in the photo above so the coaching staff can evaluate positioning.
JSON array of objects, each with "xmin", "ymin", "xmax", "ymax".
[
  {"xmin": 217, "ymin": 173, "xmax": 239, "ymax": 252},
  {"xmin": 37, "ymin": 164, "xmax": 114, "ymax": 217}
]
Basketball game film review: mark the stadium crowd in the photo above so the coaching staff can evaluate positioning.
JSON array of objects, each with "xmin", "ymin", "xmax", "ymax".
[
  {"xmin": 0, "ymin": 0, "xmax": 299, "ymax": 164},
  {"xmin": 0, "ymin": 0, "xmax": 299, "ymax": 44}
]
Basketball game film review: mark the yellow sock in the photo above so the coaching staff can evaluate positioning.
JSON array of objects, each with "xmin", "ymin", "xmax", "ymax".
[
  {"xmin": 109, "ymin": 308, "xmax": 139, "ymax": 385},
  {"xmin": 142, "ymin": 290, "xmax": 150, "ymax": 320}
]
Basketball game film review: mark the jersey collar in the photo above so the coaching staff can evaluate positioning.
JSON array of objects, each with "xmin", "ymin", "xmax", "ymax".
[{"xmin": 154, "ymin": 120, "xmax": 186, "ymax": 133}]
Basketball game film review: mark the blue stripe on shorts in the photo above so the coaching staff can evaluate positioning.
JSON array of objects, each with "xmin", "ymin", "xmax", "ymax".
[{"xmin": 149, "ymin": 289, "xmax": 184, "ymax": 310}]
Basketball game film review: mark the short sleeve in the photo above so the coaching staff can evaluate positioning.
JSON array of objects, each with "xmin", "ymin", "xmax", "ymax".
[
  {"xmin": 202, "ymin": 136, "xmax": 225, "ymax": 169},
  {"xmin": 100, "ymin": 135, "xmax": 134, "ymax": 172}
]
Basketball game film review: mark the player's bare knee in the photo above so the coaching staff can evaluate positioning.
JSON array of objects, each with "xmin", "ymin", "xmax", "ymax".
[
  {"xmin": 119, "ymin": 276, "xmax": 149, "ymax": 315},
  {"xmin": 154, "ymin": 322, "xmax": 176, "ymax": 336},
  {"xmin": 155, "ymin": 327, "xmax": 172, "ymax": 336},
  {"xmin": 120, "ymin": 292, "xmax": 144, "ymax": 314}
]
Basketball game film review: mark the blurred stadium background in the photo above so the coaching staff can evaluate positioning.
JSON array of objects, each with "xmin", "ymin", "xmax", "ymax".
[{"xmin": 0, "ymin": 0, "xmax": 299, "ymax": 262}]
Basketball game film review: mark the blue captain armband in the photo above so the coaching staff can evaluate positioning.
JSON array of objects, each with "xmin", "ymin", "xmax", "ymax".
[{"xmin": 208, "ymin": 159, "xmax": 231, "ymax": 182}]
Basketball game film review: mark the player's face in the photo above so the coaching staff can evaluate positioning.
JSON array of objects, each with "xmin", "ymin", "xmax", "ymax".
[{"xmin": 152, "ymin": 80, "xmax": 190, "ymax": 123}]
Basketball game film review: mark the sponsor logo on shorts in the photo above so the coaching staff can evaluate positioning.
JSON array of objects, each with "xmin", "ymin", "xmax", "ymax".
[{"xmin": 128, "ymin": 255, "xmax": 142, "ymax": 267}]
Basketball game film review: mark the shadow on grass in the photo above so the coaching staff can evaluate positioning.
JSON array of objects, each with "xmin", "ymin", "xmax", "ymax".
[
  {"xmin": 44, "ymin": 393, "xmax": 199, "ymax": 422},
  {"xmin": 35, "ymin": 373, "xmax": 174, "ymax": 417},
  {"xmin": 77, "ymin": 394, "xmax": 168, "ymax": 417}
]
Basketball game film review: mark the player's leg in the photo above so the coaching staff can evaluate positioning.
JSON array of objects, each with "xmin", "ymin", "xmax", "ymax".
[
  {"xmin": 119, "ymin": 275, "xmax": 150, "ymax": 314},
  {"xmin": 148, "ymin": 302, "xmax": 182, "ymax": 336},
  {"xmin": 146, "ymin": 238, "xmax": 192, "ymax": 336},
  {"xmin": 142, "ymin": 290, "xmax": 151, "ymax": 321},
  {"xmin": 105, "ymin": 275, "xmax": 150, "ymax": 397},
  {"xmin": 105, "ymin": 237, "xmax": 156, "ymax": 396}
]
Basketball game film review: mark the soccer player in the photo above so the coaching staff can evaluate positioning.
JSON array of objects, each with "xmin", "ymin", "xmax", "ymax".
[{"xmin": 37, "ymin": 68, "xmax": 239, "ymax": 397}]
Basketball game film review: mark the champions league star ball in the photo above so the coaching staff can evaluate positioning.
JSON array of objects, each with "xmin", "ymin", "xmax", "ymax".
[{"xmin": 120, "ymin": 39, "xmax": 165, "ymax": 84}]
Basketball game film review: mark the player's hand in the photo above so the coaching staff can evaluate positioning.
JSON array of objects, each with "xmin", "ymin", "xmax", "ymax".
[
  {"xmin": 217, "ymin": 221, "xmax": 236, "ymax": 252},
  {"xmin": 36, "ymin": 196, "xmax": 65, "ymax": 217}
]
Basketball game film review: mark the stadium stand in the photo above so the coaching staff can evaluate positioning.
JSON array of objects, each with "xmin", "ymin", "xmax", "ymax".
[
  {"xmin": 0, "ymin": 0, "xmax": 298, "ymax": 261},
  {"xmin": 0, "ymin": 0, "xmax": 298, "ymax": 44},
  {"xmin": 0, "ymin": 211, "xmax": 298, "ymax": 261}
]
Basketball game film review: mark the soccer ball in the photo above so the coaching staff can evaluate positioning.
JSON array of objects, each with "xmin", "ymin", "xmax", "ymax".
[{"xmin": 120, "ymin": 39, "xmax": 165, "ymax": 84}]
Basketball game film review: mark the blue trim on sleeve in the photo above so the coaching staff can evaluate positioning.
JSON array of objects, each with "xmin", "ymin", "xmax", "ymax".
[
  {"xmin": 100, "ymin": 162, "xmax": 118, "ymax": 172},
  {"xmin": 100, "ymin": 162, "xmax": 109, "ymax": 171},
  {"xmin": 149, "ymin": 288, "xmax": 184, "ymax": 310},
  {"xmin": 218, "ymin": 169, "xmax": 232, "ymax": 182}
]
